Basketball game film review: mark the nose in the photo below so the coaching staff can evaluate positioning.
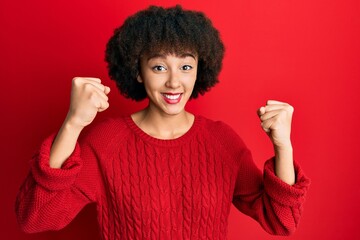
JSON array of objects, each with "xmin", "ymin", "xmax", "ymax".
[{"xmin": 165, "ymin": 70, "xmax": 181, "ymax": 89}]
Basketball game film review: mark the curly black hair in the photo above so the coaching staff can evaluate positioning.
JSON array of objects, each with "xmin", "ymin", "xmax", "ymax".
[{"xmin": 105, "ymin": 5, "xmax": 225, "ymax": 101}]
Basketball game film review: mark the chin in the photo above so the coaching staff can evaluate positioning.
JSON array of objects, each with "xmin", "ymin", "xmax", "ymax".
[
  {"xmin": 163, "ymin": 109, "xmax": 184, "ymax": 116},
  {"xmin": 162, "ymin": 105, "xmax": 186, "ymax": 116}
]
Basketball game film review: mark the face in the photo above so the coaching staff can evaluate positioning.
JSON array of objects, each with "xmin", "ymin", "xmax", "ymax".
[{"xmin": 138, "ymin": 52, "xmax": 198, "ymax": 116}]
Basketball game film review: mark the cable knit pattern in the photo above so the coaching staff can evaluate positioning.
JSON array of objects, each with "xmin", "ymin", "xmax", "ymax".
[{"xmin": 15, "ymin": 115, "xmax": 310, "ymax": 239}]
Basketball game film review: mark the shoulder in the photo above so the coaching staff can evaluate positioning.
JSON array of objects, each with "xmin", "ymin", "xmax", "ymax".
[
  {"xmin": 79, "ymin": 116, "xmax": 131, "ymax": 146},
  {"xmin": 197, "ymin": 115, "xmax": 249, "ymax": 157},
  {"xmin": 198, "ymin": 116, "xmax": 245, "ymax": 143}
]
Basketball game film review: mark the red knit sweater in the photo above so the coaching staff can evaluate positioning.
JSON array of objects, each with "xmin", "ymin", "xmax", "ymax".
[{"xmin": 16, "ymin": 115, "xmax": 310, "ymax": 239}]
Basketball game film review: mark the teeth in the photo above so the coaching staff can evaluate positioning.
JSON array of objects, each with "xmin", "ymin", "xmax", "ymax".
[{"xmin": 163, "ymin": 94, "xmax": 181, "ymax": 100}]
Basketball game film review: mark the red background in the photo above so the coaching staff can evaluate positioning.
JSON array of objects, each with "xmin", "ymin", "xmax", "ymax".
[{"xmin": 1, "ymin": 0, "xmax": 359, "ymax": 239}]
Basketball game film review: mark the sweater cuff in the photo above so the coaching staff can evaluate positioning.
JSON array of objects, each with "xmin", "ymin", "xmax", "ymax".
[
  {"xmin": 263, "ymin": 158, "xmax": 310, "ymax": 207},
  {"xmin": 31, "ymin": 134, "xmax": 82, "ymax": 191}
]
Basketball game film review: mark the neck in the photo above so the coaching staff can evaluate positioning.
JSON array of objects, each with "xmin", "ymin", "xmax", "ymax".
[{"xmin": 131, "ymin": 106, "xmax": 194, "ymax": 140}]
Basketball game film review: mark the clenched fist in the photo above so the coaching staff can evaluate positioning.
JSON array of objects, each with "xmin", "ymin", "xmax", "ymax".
[
  {"xmin": 66, "ymin": 77, "xmax": 111, "ymax": 129},
  {"xmin": 258, "ymin": 100, "xmax": 294, "ymax": 150}
]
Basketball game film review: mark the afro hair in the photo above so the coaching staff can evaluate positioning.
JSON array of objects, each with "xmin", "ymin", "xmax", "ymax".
[{"xmin": 105, "ymin": 5, "xmax": 225, "ymax": 101}]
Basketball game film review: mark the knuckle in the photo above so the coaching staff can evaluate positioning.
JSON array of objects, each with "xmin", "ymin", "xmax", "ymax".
[
  {"xmin": 279, "ymin": 109, "xmax": 287, "ymax": 116},
  {"xmin": 72, "ymin": 77, "xmax": 83, "ymax": 85},
  {"xmin": 88, "ymin": 95, "xmax": 99, "ymax": 107},
  {"xmin": 286, "ymin": 105, "xmax": 294, "ymax": 112},
  {"xmin": 99, "ymin": 84, "xmax": 105, "ymax": 91},
  {"xmin": 289, "ymin": 106, "xmax": 294, "ymax": 113},
  {"xmin": 91, "ymin": 77, "xmax": 101, "ymax": 82},
  {"xmin": 89, "ymin": 92, "xmax": 98, "ymax": 101},
  {"xmin": 83, "ymin": 83, "xmax": 93, "ymax": 91}
]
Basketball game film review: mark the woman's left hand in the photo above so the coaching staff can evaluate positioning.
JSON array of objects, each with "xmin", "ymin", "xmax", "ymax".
[{"xmin": 258, "ymin": 100, "xmax": 294, "ymax": 150}]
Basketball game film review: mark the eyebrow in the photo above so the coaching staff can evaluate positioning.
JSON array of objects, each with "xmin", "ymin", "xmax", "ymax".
[{"xmin": 146, "ymin": 53, "xmax": 197, "ymax": 61}]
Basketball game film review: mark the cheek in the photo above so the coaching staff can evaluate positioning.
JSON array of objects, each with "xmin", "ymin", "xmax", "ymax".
[
  {"xmin": 144, "ymin": 77, "xmax": 164, "ymax": 92},
  {"xmin": 187, "ymin": 74, "xmax": 197, "ymax": 89}
]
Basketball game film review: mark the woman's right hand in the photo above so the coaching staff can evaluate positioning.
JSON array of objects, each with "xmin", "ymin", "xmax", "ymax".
[
  {"xmin": 49, "ymin": 77, "xmax": 110, "ymax": 168},
  {"xmin": 66, "ymin": 77, "xmax": 111, "ymax": 129}
]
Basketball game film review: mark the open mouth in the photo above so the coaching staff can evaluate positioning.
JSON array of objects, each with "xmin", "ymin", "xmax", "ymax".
[
  {"xmin": 162, "ymin": 93, "xmax": 181, "ymax": 100},
  {"xmin": 161, "ymin": 93, "xmax": 183, "ymax": 104}
]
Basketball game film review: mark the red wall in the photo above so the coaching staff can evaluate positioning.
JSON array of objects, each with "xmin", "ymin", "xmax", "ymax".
[{"xmin": 1, "ymin": 0, "xmax": 360, "ymax": 239}]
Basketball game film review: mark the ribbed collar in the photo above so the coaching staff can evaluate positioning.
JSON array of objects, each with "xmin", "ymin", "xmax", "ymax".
[{"xmin": 124, "ymin": 115, "xmax": 203, "ymax": 147}]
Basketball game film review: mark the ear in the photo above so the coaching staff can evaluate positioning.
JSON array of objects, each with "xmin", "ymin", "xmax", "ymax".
[{"xmin": 137, "ymin": 74, "xmax": 143, "ymax": 83}]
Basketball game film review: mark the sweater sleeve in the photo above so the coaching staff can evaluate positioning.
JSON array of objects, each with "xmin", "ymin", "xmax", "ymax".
[
  {"xmin": 232, "ymin": 150, "xmax": 310, "ymax": 235},
  {"xmin": 15, "ymin": 133, "xmax": 101, "ymax": 233}
]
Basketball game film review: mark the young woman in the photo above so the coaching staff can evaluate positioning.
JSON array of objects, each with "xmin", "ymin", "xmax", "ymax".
[{"xmin": 16, "ymin": 5, "xmax": 310, "ymax": 239}]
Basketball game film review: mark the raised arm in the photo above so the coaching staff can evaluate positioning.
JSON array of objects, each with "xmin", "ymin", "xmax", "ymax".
[
  {"xmin": 232, "ymin": 100, "xmax": 309, "ymax": 235},
  {"xmin": 15, "ymin": 77, "xmax": 110, "ymax": 233},
  {"xmin": 50, "ymin": 77, "xmax": 110, "ymax": 168},
  {"xmin": 258, "ymin": 100, "xmax": 295, "ymax": 185}
]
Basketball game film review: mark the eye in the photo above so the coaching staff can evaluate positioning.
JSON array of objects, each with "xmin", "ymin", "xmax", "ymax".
[
  {"xmin": 181, "ymin": 65, "xmax": 193, "ymax": 71},
  {"xmin": 152, "ymin": 65, "xmax": 166, "ymax": 72}
]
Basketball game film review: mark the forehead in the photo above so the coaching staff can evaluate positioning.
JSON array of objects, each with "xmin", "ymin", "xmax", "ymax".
[{"xmin": 145, "ymin": 52, "xmax": 198, "ymax": 61}]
